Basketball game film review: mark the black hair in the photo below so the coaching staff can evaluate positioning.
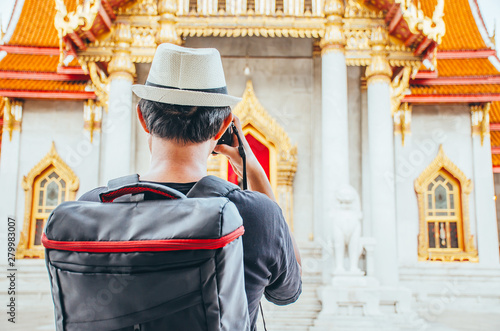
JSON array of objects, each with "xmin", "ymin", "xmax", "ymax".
[{"xmin": 138, "ymin": 99, "xmax": 231, "ymax": 144}]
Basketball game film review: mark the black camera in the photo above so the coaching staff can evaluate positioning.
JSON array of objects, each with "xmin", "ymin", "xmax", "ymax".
[
  {"xmin": 212, "ymin": 124, "xmax": 234, "ymax": 155},
  {"xmin": 217, "ymin": 124, "xmax": 234, "ymax": 147}
]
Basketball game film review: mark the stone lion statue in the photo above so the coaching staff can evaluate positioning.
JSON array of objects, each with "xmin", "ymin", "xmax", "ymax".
[{"xmin": 330, "ymin": 184, "xmax": 363, "ymax": 274}]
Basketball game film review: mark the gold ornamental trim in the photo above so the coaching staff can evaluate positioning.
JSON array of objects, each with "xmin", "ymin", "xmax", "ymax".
[
  {"xmin": 366, "ymin": 26, "xmax": 392, "ymax": 85},
  {"xmin": 17, "ymin": 143, "xmax": 79, "ymax": 259},
  {"xmin": 108, "ymin": 22, "xmax": 136, "ymax": 80},
  {"xmin": 471, "ymin": 103, "xmax": 491, "ymax": 146},
  {"xmin": 84, "ymin": 99, "xmax": 103, "ymax": 143},
  {"xmin": 176, "ymin": 25, "xmax": 325, "ymax": 39},
  {"xmin": 79, "ymin": 61, "xmax": 110, "ymax": 111},
  {"xmin": 345, "ymin": 0, "xmax": 384, "ymax": 19},
  {"xmin": 2, "ymin": 98, "xmax": 22, "ymax": 141},
  {"xmin": 157, "ymin": 0, "xmax": 181, "ymax": 44},
  {"xmin": 414, "ymin": 145, "xmax": 478, "ymax": 263},
  {"xmin": 390, "ymin": 66, "xmax": 412, "ymax": 115},
  {"xmin": 393, "ymin": 102, "xmax": 411, "ymax": 146}
]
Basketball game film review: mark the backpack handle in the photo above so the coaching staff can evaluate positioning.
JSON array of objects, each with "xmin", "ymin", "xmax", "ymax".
[{"xmin": 99, "ymin": 174, "xmax": 187, "ymax": 202}]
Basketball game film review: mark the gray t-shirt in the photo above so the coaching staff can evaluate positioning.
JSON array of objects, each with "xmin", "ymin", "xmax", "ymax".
[{"xmin": 79, "ymin": 181, "xmax": 302, "ymax": 330}]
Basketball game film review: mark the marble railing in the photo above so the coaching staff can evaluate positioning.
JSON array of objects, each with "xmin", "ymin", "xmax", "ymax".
[{"xmin": 177, "ymin": 0, "xmax": 323, "ymax": 17}]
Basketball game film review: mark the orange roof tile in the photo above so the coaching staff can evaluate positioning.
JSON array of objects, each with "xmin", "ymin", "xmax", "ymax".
[
  {"xmin": 421, "ymin": 0, "xmax": 488, "ymax": 51},
  {"xmin": 492, "ymin": 154, "xmax": 500, "ymax": 167},
  {"xmin": 0, "ymin": 79, "xmax": 88, "ymax": 92},
  {"xmin": 491, "ymin": 131, "xmax": 500, "ymax": 147},
  {"xmin": 0, "ymin": 54, "xmax": 60, "ymax": 72},
  {"xmin": 491, "ymin": 102, "xmax": 500, "ymax": 122},
  {"xmin": 7, "ymin": 0, "xmax": 77, "ymax": 47},
  {"xmin": 437, "ymin": 58, "xmax": 500, "ymax": 77},
  {"xmin": 411, "ymin": 84, "xmax": 500, "ymax": 95}
]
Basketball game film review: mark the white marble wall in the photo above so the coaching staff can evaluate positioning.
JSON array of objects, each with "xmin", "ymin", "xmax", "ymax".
[
  {"xmin": 0, "ymin": 100, "xmax": 101, "ymax": 266},
  {"xmin": 19, "ymin": 99, "xmax": 100, "ymax": 205},
  {"xmin": 395, "ymin": 104, "xmax": 476, "ymax": 267}
]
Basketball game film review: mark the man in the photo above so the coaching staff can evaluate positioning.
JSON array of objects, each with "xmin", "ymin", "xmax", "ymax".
[{"xmin": 79, "ymin": 43, "xmax": 302, "ymax": 329}]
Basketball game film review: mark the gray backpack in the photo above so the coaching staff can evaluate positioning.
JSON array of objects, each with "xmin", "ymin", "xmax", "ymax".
[{"xmin": 43, "ymin": 175, "xmax": 250, "ymax": 331}]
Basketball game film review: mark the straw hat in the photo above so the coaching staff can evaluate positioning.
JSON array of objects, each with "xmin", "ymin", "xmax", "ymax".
[{"xmin": 131, "ymin": 43, "xmax": 241, "ymax": 107}]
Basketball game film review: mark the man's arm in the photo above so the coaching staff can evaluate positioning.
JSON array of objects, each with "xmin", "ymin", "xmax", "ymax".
[{"xmin": 213, "ymin": 116, "xmax": 302, "ymax": 273}]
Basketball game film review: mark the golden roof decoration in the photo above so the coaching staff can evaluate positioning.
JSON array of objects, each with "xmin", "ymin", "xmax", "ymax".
[
  {"xmin": 395, "ymin": 0, "xmax": 446, "ymax": 44},
  {"xmin": 233, "ymin": 80, "xmax": 298, "ymax": 168},
  {"xmin": 345, "ymin": 0, "xmax": 384, "ymax": 18}
]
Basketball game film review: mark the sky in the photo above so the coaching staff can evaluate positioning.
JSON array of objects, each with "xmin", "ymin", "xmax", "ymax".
[{"xmin": 0, "ymin": 0, "xmax": 499, "ymax": 47}]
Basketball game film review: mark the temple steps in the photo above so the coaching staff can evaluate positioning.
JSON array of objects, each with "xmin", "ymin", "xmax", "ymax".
[{"xmin": 256, "ymin": 242, "xmax": 324, "ymax": 331}]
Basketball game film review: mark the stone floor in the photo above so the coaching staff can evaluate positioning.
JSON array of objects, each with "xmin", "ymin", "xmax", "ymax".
[
  {"xmin": 2, "ymin": 305, "xmax": 500, "ymax": 331},
  {"xmin": 3, "ymin": 256, "xmax": 500, "ymax": 330}
]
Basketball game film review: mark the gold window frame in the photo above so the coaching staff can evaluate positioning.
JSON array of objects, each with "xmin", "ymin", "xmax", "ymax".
[
  {"xmin": 17, "ymin": 142, "xmax": 79, "ymax": 259},
  {"xmin": 414, "ymin": 145, "xmax": 478, "ymax": 262},
  {"xmin": 424, "ymin": 171, "xmax": 463, "ymax": 253}
]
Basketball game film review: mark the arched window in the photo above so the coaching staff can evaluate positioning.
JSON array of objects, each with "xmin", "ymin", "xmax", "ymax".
[
  {"xmin": 30, "ymin": 168, "xmax": 68, "ymax": 246},
  {"xmin": 415, "ymin": 145, "xmax": 477, "ymax": 262},
  {"xmin": 16, "ymin": 143, "xmax": 79, "ymax": 258},
  {"xmin": 425, "ymin": 171, "xmax": 462, "ymax": 251}
]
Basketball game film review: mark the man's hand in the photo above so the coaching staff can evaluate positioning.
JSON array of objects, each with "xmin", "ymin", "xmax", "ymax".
[{"xmin": 213, "ymin": 116, "xmax": 276, "ymax": 202}]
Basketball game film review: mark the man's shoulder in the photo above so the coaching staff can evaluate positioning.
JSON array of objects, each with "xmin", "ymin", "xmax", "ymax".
[
  {"xmin": 78, "ymin": 186, "xmax": 107, "ymax": 202},
  {"xmin": 226, "ymin": 189, "xmax": 283, "ymax": 218}
]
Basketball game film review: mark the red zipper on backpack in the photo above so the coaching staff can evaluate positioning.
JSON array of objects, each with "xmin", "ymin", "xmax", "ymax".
[{"xmin": 41, "ymin": 226, "xmax": 244, "ymax": 253}]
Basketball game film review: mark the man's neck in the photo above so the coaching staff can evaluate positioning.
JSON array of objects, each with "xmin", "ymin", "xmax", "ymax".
[{"xmin": 140, "ymin": 137, "xmax": 212, "ymax": 183}]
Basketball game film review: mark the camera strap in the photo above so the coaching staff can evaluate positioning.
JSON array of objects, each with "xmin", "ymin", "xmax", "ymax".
[
  {"xmin": 232, "ymin": 124, "xmax": 248, "ymax": 190},
  {"xmin": 233, "ymin": 125, "xmax": 268, "ymax": 331}
]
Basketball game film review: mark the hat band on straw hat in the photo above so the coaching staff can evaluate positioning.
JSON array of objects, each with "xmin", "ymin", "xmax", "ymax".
[{"xmin": 145, "ymin": 81, "xmax": 228, "ymax": 95}]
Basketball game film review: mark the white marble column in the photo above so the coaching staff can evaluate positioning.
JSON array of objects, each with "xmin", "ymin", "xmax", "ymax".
[
  {"xmin": 365, "ymin": 27, "xmax": 399, "ymax": 285},
  {"xmin": 0, "ymin": 99, "xmax": 22, "ymax": 265},
  {"xmin": 320, "ymin": 1, "xmax": 349, "ymax": 240},
  {"xmin": 471, "ymin": 104, "xmax": 500, "ymax": 266},
  {"xmin": 100, "ymin": 23, "xmax": 136, "ymax": 185}
]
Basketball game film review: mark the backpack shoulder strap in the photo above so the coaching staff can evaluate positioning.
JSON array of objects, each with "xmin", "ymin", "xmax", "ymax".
[
  {"xmin": 100, "ymin": 174, "xmax": 186, "ymax": 202},
  {"xmin": 186, "ymin": 175, "xmax": 240, "ymax": 198},
  {"xmin": 107, "ymin": 174, "xmax": 140, "ymax": 190}
]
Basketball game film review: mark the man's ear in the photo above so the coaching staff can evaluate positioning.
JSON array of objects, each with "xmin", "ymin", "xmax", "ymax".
[
  {"xmin": 136, "ymin": 104, "xmax": 150, "ymax": 134},
  {"xmin": 213, "ymin": 113, "xmax": 233, "ymax": 140}
]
